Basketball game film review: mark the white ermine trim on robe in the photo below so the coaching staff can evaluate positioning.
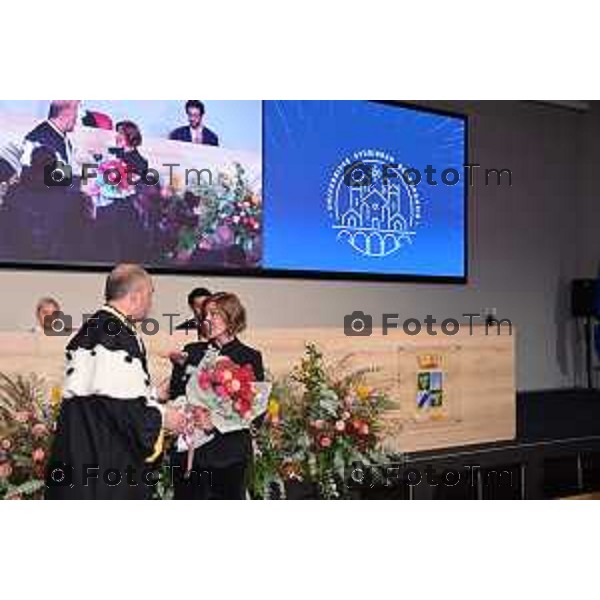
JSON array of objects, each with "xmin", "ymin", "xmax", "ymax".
[{"xmin": 63, "ymin": 344, "xmax": 151, "ymax": 401}]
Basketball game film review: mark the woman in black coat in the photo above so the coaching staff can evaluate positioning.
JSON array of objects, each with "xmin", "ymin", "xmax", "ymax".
[
  {"xmin": 94, "ymin": 120, "xmax": 149, "ymax": 263},
  {"xmin": 169, "ymin": 292, "xmax": 264, "ymax": 500}
]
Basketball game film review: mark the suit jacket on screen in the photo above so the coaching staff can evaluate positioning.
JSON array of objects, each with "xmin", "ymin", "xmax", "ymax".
[{"xmin": 169, "ymin": 125, "xmax": 219, "ymax": 146}]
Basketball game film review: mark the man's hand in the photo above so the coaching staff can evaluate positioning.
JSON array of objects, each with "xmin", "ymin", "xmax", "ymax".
[
  {"xmin": 164, "ymin": 406, "xmax": 186, "ymax": 434},
  {"xmin": 156, "ymin": 376, "xmax": 172, "ymax": 402}
]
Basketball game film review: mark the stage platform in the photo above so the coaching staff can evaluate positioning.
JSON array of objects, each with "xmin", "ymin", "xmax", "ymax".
[{"xmin": 360, "ymin": 388, "xmax": 600, "ymax": 500}]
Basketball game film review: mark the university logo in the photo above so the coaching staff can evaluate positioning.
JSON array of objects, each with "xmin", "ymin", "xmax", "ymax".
[{"xmin": 326, "ymin": 149, "xmax": 423, "ymax": 258}]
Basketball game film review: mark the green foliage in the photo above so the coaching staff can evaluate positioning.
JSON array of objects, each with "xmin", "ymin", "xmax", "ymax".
[
  {"xmin": 0, "ymin": 372, "xmax": 58, "ymax": 500},
  {"xmin": 162, "ymin": 162, "xmax": 262, "ymax": 262},
  {"xmin": 252, "ymin": 343, "xmax": 393, "ymax": 499}
]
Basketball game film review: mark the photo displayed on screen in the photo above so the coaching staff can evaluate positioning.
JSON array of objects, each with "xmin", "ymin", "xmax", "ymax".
[
  {"xmin": 0, "ymin": 100, "xmax": 262, "ymax": 270},
  {"xmin": 0, "ymin": 100, "xmax": 466, "ymax": 280}
]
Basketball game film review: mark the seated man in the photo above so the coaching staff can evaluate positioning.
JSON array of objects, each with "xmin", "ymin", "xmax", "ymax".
[
  {"xmin": 31, "ymin": 297, "xmax": 70, "ymax": 334},
  {"xmin": 169, "ymin": 100, "xmax": 219, "ymax": 146},
  {"xmin": 175, "ymin": 286, "xmax": 212, "ymax": 332}
]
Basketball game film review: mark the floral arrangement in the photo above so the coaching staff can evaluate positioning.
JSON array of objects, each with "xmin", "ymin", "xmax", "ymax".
[
  {"xmin": 0, "ymin": 346, "xmax": 392, "ymax": 500},
  {"xmin": 157, "ymin": 163, "xmax": 262, "ymax": 266},
  {"xmin": 173, "ymin": 348, "xmax": 271, "ymax": 446},
  {"xmin": 83, "ymin": 158, "xmax": 137, "ymax": 204},
  {"xmin": 196, "ymin": 353, "xmax": 258, "ymax": 420},
  {"xmin": 0, "ymin": 373, "xmax": 61, "ymax": 500},
  {"xmin": 252, "ymin": 344, "xmax": 392, "ymax": 499}
]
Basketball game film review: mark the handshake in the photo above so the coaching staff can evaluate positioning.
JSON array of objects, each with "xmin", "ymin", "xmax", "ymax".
[{"xmin": 156, "ymin": 375, "xmax": 214, "ymax": 435}]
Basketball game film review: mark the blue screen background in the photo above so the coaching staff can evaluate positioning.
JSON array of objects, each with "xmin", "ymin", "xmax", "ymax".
[{"xmin": 262, "ymin": 101, "xmax": 466, "ymax": 278}]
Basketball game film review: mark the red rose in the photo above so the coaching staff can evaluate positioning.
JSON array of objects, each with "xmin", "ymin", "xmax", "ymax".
[{"xmin": 197, "ymin": 370, "xmax": 212, "ymax": 390}]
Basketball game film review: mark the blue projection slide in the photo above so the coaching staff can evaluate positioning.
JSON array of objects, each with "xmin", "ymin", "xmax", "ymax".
[{"xmin": 262, "ymin": 101, "xmax": 466, "ymax": 279}]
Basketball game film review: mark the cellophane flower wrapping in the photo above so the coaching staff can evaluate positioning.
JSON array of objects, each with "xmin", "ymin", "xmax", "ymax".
[{"xmin": 173, "ymin": 347, "xmax": 271, "ymax": 451}]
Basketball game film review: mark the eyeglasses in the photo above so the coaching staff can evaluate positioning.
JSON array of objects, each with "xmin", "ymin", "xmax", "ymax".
[{"xmin": 206, "ymin": 308, "xmax": 226, "ymax": 320}]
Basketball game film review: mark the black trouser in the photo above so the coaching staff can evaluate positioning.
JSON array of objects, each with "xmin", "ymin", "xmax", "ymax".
[{"xmin": 172, "ymin": 452, "xmax": 248, "ymax": 500}]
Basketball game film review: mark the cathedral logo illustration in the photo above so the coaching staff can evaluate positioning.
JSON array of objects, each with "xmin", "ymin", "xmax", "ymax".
[{"xmin": 326, "ymin": 149, "xmax": 423, "ymax": 258}]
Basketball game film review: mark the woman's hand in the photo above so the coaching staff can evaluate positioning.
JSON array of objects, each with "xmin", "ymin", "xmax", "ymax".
[
  {"xmin": 191, "ymin": 407, "xmax": 214, "ymax": 431},
  {"xmin": 164, "ymin": 406, "xmax": 186, "ymax": 434},
  {"xmin": 168, "ymin": 350, "xmax": 189, "ymax": 366}
]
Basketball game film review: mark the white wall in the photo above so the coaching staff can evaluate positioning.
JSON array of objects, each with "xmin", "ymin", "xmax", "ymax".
[{"xmin": 0, "ymin": 101, "xmax": 586, "ymax": 390}]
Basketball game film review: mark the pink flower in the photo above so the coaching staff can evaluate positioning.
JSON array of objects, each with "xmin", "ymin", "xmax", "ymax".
[
  {"xmin": 32, "ymin": 448, "xmax": 45, "ymax": 463},
  {"xmin": 215, "ymin": 385, "xmax": 227, "ymax": 397},
  {"xmin": 32, "ymin": 423, "xmax": 48, "ymax": 438},
  {"xmin": 233, "ymin": 393, "xmax": 252, "ymax": 418},
  {"xmin": 230, "ymin": 379, "xmax": 241, "ymax": 392},
  {"xmin": 0, "ymin": 439, "xmax": 11, "ymax": 451},
  {"xmin": 342, "ymin": 411, "xmax": 351, "ymax": 420},
  {"xmin": 319, "ymin": 436, "xmax": 332, "ymax": 448},
  {"xmin": 83, "ymin": 180, "xmax": 101, "ymax": 197},
  {"xmin": 313, "ymin": 419, "xmax": 325, "ymax": 430},
  {"xmin": 335, "ymin": 420, "xmax": 346, "ymax": 432},
  {"xmin": 14, "ymin": 411, "xmax": 31, "ymax": 423},
  {"xmin": 215, "ymin": 225, "xmax": 234, "ymax": 245},
  {"xmin": 175, "ymin": 248, "xmax": 193, "ymax": 263},
  {"xmin": 360, "ymin": 423, "xmax": 370, "ymax": 436},
  {"xmin": 0, "ymin": 462, "xmax": 12, "ymax": 479}
]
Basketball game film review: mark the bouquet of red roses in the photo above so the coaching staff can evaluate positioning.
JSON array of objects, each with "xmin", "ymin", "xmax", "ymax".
[
  {"xmin": 172, "ymin": 348, "xmax": 271, "ymax": 455},
  {"xmin": 197, "ymin": 356, "xmax": 256, "ymax": 420},
  {"xmin": 83, "ymin": 158, "xmax": 137, "ymax": 211}
]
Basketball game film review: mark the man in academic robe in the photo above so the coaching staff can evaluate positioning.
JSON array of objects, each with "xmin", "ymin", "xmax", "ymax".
[
  {"xmin": 22, "ymin": 100, "xmax": 80, "ymax": 167},
  {"xmin": 4, "ymin": 145, "xmax": 87, "ymax": 260},
  {"xmin": 169, "ymin": 100, "xmax": 219, "ymax": 146},
  {"xmin": 45, "ymin": 264, "xmax": 186, "ymax": 500}
]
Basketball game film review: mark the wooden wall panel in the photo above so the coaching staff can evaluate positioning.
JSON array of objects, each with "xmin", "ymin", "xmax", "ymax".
[{"xmin": 0, "ymin": 325, "xmax": 515, "ymax": 453}]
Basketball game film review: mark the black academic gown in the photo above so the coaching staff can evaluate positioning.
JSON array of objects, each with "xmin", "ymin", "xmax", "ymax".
[
  {"xmin": 169, "ymin": 338, "xmax": 264, "ymax": 499},
  {"xmin": 45, "ymin": 308, "xmax": 163, "ymax": 500},
  {"xmin": 24, "ymin": 120, "xmax": 71, "ymax": 164}
]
